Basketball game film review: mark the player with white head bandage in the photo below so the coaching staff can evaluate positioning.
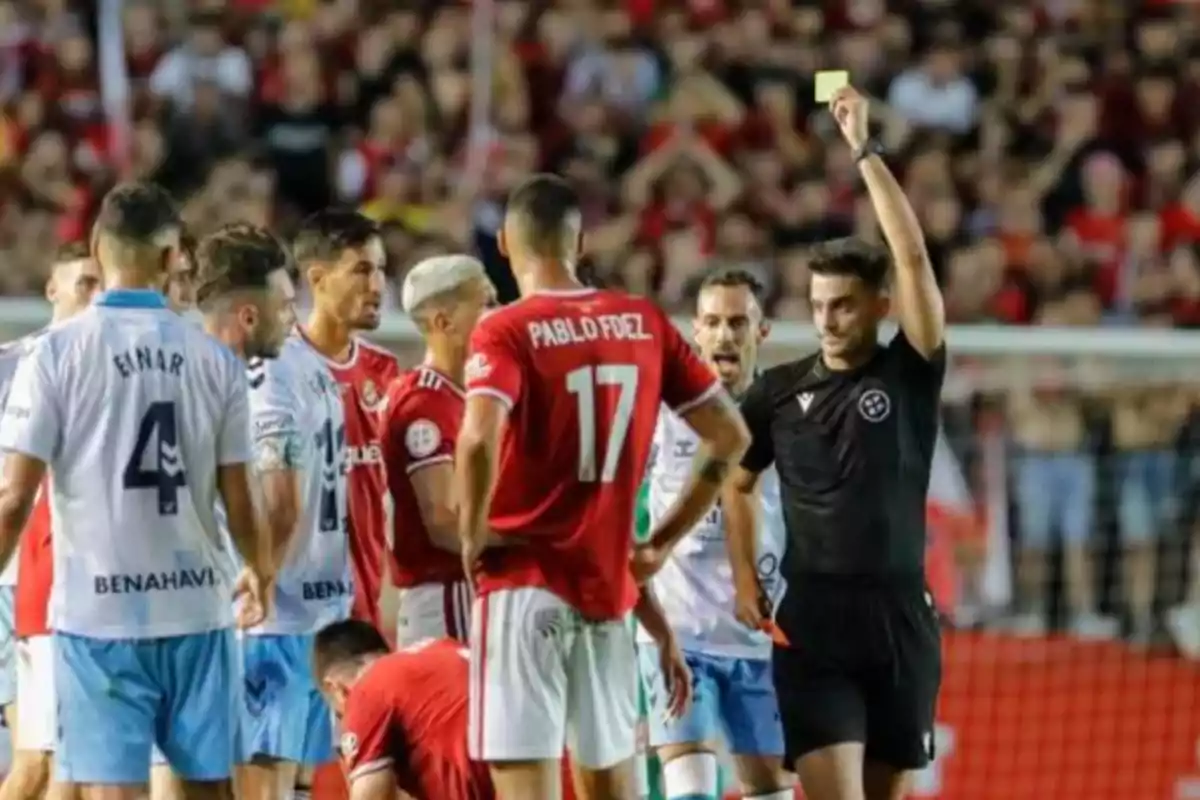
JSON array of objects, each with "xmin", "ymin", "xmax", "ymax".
[{"xmin": 380, "ymin": 254, "xmax": 496, "ymax": 646}]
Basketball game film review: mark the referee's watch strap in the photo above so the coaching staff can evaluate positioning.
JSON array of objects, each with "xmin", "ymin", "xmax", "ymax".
[{"xmin": 852, "ymin": 138, "xmax": 886, "ymax": 163}]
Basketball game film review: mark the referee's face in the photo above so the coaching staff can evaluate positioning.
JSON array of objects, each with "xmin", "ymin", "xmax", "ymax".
[
  {"xmin": 811, "ymin": 273, "xmax": 885, "ymax": 365},
  {"xmin": 693, "ymin": 285, "xmax": 764, "ymax": 391}
]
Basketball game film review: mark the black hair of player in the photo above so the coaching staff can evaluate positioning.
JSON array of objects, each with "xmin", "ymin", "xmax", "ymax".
[
  {"xmin": 94, "ymin": 182, "xmax": 181, "ymax": 245},
  {"xmin": 313, "ymin": 619, "xmax": 390, "ymax": 678},
  {"xmin": 807, "ymin": 237, "xmax": 890, "ymax": 292},
  {"xmin": 292, "ymin": 208, "xmax": 381, "ymax": 265},
  {"xmin": 698, "ymin": 268, "xmax": 765, "ymax": 301},
  {"xmin": 53, "ymin": 240, "xmax": 90, "ymax": 264},
  {"xmin": 194, "ymin": 223, "xmax": 290, "ymax": 309},
  {"xmin": 505, "ymin": 173, "xmax": 581, "ymax": 255}
]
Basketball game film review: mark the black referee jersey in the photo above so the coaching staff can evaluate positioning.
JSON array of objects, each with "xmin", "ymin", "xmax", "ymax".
[{"xmin": 740, "ymin": 331, "xmax": 945, "ymax": 583}]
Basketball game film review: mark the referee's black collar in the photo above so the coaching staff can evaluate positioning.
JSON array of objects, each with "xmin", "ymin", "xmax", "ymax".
[{"xmin": 809, "ymin": 344, "xmax": 885, "ymax": 381}]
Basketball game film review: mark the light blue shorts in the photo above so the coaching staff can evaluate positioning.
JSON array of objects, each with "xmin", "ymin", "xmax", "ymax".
[
  {"xmin": 0, "ymin": 587, "xmax": 15, "ymax": 707},
  {"xmin": 55, "ymin": 629, "xmax": 237, "ymax": 785},
  {"xmin": 240, "ymin": 634, "xmax": 334, "ymax": 766},
  {"xmin": 638, "ymin": 645, "xmax": 784, "ymax": 756}
]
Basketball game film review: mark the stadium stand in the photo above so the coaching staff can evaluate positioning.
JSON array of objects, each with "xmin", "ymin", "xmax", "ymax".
[{"xmin": 1, "ymin": 0, "xmax": 1200, "ymax": 797}]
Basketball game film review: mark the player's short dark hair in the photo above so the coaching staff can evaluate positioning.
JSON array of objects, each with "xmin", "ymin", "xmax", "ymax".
[
  {"xmin": 94, "ymin": 182, "xmax": 181, "ymax": 245},
  {"xmin": 807, "ymin": 237, "xmax": 890, "ymax": 291},
  {"xmin": 194, "ymin": 222, "xmax": 290, "ymax": 309},
  {"xmin": 53, "ymin": 240, "xmax": 90, "ymax": 264},
  {"xmin": 505, "ymin": 173, "xmax": 581, "ymax": 256},
  {"xmin": 698, "ymin": 268, "xmax": 765, "ymax": 300},
  {"xmin": 313, "ymin": 620, "xmax": 390, "ymax": 679},
  {"xmin": 292, "ymin": 208, "xmax": 381, "ymax": 265}
]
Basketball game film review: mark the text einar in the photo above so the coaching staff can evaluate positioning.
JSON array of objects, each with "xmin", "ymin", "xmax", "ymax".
[
  {"xmin": 113, "ymin": 347, "xmax": 185, "ymax": 379},
  {"xmin": 95, "ymin": 568, "xmax": 216, "ymax": 594},
  {"xmin": 527, "ymin": 313, "xmax": 652, "ymax": 350}
]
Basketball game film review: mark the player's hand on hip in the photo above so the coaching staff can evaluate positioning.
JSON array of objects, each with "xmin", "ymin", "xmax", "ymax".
[
  {"xmin": 630, "ymin": 544, "xmax": 666, "ymax": 585},
  {"xmin": 658, "ymin": 636, "xmax": 693, "ymax": 721},
  {"xmin": 830, "ymin": 85, "xmax": 869, "ymax": 150}
]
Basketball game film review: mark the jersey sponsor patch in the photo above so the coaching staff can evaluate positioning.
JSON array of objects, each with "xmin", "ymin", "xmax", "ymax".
[
  {"xmin": 404, "ymin": 419, "xmax": 441, "ymax": 460},
  {"xmin": 464, "ymin": 353, "xmax": 491, "ymax": 383}
]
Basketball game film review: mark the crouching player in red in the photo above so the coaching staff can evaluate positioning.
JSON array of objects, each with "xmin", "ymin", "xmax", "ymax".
[{"xmin": 315, "ymin": 590, "xmax": 691, "ymax": 800}]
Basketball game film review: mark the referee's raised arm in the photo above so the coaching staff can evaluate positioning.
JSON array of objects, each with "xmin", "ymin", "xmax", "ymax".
[{"xmin": 830, "ymin": 85, "xmax": 945, "ymax": 359}]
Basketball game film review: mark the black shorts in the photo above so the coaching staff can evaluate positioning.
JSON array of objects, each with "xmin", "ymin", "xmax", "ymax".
[{"xmin": 772, "ymin": 573, "xmax": 942, "ymax": 770}]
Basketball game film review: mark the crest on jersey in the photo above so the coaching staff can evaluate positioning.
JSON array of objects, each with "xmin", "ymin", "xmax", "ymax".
[
  {"xmin": 858, "ymin": 389, "xmax": 891, "ymax": 423},
  {"xmin": 405, "ymin": 419, "xmax": 441, "ymax": 459},
  {"xmin": 465, "ymin": 353, "xmax": 491, "ymax": 383},
  {"xmin": 341, "ymin": 732, "xmax": 359, "ymax": 759},
  {"xmin": 362, "ymin": 380, "xmax": 380, "ymax": 407}
]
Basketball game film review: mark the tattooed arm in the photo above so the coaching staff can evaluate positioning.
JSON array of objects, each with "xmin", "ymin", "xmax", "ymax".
[{"xmin": 249, "ymin": 358, "xmax": 304, "ymax": 570}]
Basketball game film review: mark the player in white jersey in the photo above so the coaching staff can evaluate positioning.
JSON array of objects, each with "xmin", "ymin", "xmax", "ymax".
[
  {"xmin": 0, "ymin": 183, "xmax": 272, "ymax": 798},
  {"xmin": 638, "ymin": 270, "xmax": 792, "ymax": 800},
  {"xmin": 192, "ymin": 223, "xmax": 351, "ymax": 799},
  {"xmin": 0, "ymin": 242, "xmax": 101, "ymax": 800}
]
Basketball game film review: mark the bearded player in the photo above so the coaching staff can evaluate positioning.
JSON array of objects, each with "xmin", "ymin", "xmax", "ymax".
[
  {"xmin": 0, "ymin": 243, "xmax": 101, "ymax": 800},
  {"xmin": 293, "ymin": 210, "xmax": 400, "ymax": 629},
  {"xmin": 457, "ymin": 173, "xmax": 750, "ymax": 800},
  {"xmin": 638, "ymin": 269, "xmax": 792, "ymax": 800},
  {"xmin": 381, "ymin": 255, "xmax": 494, "ymax": 646}
]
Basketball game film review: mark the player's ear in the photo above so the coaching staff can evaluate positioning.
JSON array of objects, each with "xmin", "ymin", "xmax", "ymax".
[
  {"xmin": 44, "ymin": 273, "xmax": 58, "ymax": 305},
  {"xmin": 875, "ymin": 293, "xmax": 891, "ymax": 320},
  {"xmin": 305, "ymin": 263, "xmax": 324, "ymax": 291},
  {"xmin": 497, "ymin": 228, "xmax": 509, "ymax": 259},
  {"xmin": 757, "ymin": 319, "xmax": 771, "ymax": 343},
  {"xmin": 238, "ymin": 302, "xmax": 259, "ymax": 333}
]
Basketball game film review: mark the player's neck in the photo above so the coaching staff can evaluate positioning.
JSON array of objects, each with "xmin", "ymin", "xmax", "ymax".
[
  {"xmin": 102, "ymin": 272, "xmax": 160, "ymax": 294},
  {"xmin": 514, "ymin": 260, "xmax": 583, "ymax": 296},
  {"xmin": 423, "ymin": 344, "xmax": 465, "ymax": 387},
  {"xmin": 202, "ymin": 319, "xmax": 246, "ymax": 361},
  {"xmin": 302, "ymin": 311, "xmax": 354, "ymax": 362}
]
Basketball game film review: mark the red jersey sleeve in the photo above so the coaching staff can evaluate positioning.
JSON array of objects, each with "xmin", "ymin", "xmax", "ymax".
[
  {"xmin": 465, "ymin": 316, "xmax": 524, "ymax": 410},
  {"xmin": 340, "ymin": 687, "xmax": 399, "ymax": 783},
  {"xmin": 382, "ymin": 387, "xmax": 458, "ymax": 475},
  {"xmin": 656, "ymin": 308, "xmax": 721, "ymax": 413}
]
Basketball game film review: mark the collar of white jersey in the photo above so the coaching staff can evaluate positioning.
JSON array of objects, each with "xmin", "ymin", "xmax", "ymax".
[{"xmin": 95, "ymin": 288, "xmax": 168, "ymax": 309}]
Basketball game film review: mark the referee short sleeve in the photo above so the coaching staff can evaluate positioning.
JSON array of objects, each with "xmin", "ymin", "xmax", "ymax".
[
  {"xmin": 888, "ymin": 331, "xmax": 947, "ymax": 389},
  {"xmin": 738, "ymin": 374, "xmax": 775, "ymax": 474}
]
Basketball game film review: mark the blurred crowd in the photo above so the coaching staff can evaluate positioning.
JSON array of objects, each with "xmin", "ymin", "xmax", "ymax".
[
  {"xmin": 3, "ymin": 0, "xmax": 1200, "ymax": 649},
  {"xmin": 2, "ymin": 0, "xmax": 1200, "ymax": 324}
]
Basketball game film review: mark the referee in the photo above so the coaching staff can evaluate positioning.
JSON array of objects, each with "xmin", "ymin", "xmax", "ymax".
[{"xmin": 723, "ymin": 85, "xmax": 946, "ymax": 800}]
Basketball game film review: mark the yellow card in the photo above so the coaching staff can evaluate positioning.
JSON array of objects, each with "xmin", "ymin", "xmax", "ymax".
[{"xmin": 814, "ymin": 70, "xmax": 850, "ymax": 103}]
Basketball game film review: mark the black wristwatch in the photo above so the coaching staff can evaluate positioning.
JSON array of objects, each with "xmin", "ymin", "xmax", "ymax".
[{"xmin": 852, "ymin": 138, "xmax": 886, "ymax": 163}]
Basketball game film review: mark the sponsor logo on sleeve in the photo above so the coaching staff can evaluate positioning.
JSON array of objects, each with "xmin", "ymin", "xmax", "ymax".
[{"xmin": 465, "ymin": 353, "xmax": 491, "ymax": 383}]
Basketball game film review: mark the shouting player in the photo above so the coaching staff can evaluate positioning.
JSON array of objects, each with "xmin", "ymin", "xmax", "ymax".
[
  {"xmin": 0, "ymin": 183, "xmax": 271, "ymax": 798},
  {"xmin": 639, "ymin": 269, "xmax": 792, "ymax": 800},
  {"xmin": 194, "ymin": 223, "xmax": 348, "ymax": 799},
  {"xmin": 381, "ymin": 255, "xmax": 494, "ymax": 646},
  {"xmin": 457, "ymin": 174, "xmax": 750, "ymax": 800},
  {"xmin": 294, "ymin": 210, "xmax": 400, "ymax": 629},
  {"xmin": 0, "ymin": 243, "xmax": 101, "ymax": 800}
]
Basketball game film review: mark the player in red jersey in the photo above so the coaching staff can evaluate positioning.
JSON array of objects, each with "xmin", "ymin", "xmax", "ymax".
[
  {"xmin": 457, "ymin": 174, "xmax": 750, "ymax": 800},
  {"xmin": 293, "ymin": 210, "xmax": 401, "ymax": 628},
  {"xmin": 381, "ymin": 255, "xmax": 495, "ymax": 647}
]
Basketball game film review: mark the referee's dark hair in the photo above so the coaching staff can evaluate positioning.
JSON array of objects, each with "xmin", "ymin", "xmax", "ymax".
[
  {"xmin": 292, "ymin": 208, "xmax": 381, "ymax": 266},
  {"xmin": 313, "ymin": 619, "xmax": 390, "ymax": 680},
  {"xmin": 503, "ymin": 173, "xmax": 582, "ymax": 259},
  {"xmin": 808, "ymin": 237, "xmax": 890, "ymax": 292}
]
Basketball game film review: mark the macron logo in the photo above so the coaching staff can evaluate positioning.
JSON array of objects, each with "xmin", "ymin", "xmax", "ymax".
[{"xmin": 798, "ymin": 392, "xmax": 814, "ymax": 413}]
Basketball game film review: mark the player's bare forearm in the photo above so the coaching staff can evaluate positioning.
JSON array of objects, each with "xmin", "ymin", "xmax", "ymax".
[
  {"xmin": 218, "ymin": 463, "xmax": 272, "ymax": 578},
  {"xmin": 410, "ymin": 463, "xmax": 462, "ymax": 554},
  {"xmin": 722, "ymin": 466, "xmax": 761, "ymax": 593},
  {"xmin": 858, "ymin": 155, "xmax": 945, "ymax": 355},
  {"xmin": 633, "ymin": 584, "xmax": 673, "ymax": 647},
  {"xmin": 456, "ymin": 396, "xmax": 506, "ymax": 554},
  {"xmin": 253, "ymin": 431, "xmax": 303, "ymax": 567},
  {"xmin": 649, "ymin": 394, "xmax": 750, "ymax": 554},
  {"xmin": 0, "ymin": 452, "xmax": 43, "ymax": 576}
]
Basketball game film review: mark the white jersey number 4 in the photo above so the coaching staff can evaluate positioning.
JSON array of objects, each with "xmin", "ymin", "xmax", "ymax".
[
  {"xmin": 123, "ymin": 401, "xmax": 188, "ymax": 516},
  {"xmin": 566, "ymin": 364, "xmax": 638, "ymax": 484}
]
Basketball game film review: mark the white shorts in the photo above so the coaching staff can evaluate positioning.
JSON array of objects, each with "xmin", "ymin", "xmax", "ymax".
[
  {"xmin": 15, "ymin": 635, "xmax": 55, "ymax": 753},
  {"xmin": 395, "ymin": 581, "xmax": 472, "ymax": 647},
  {"xmin": 468, "ymin": 587, "xmax": 638, "ymax": 769}
]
